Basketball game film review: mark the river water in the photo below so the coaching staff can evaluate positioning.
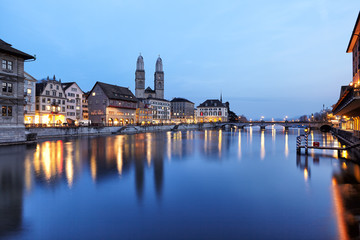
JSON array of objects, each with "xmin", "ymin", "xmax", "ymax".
[{"xmin": 0, "ymin": 127, "xmax": 359, "ymax": 240}]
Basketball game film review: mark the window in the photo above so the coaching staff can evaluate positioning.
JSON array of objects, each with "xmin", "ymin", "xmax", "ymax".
[
  {"xmin": 2, "ymin": 106, "xmax": 12, "ymax": 116},
  {"xmin": 42, "ymin": 98, "xmax": 45, "ymax": 103},
  {"xmin": 47, "ymin": 98, "xmax": 50, "ymax": 103},
  {"xmin": 42, "ymin": 105, "xmax": 45, "ymax": 110},
  {"xmin": 92, "ymin": 92, "xmax": 96, "ymax": 96},
  {"xmin": 56, "ymin": 85, "xmax": 59, "ymax": 90},
  {"xmin": 2, "ymin": 83, "xmax": 13, "ymax": 93},
  {"xmin": 62, "ymin": 100, "xmax": 65, "ymax": 105},
  {"xmin": 36, "ymin": 105, "xmax": 39, "ymax": 110},
  {"xmin": 50, "ymin": 84, "xmax": 53, "ymax": 89},
  {"xmin": 46, "ymin": 106, "xmax": 50, "ymax": 110},
  {"xmin": 59, "ymin": 93, "xmax": 62, "ymax": 97},
  {"xmin": 46, "ymin": 90, "xmax": 50, "ymax": 95},
  {"xmin": 2, "ymin": 60, "xmax": 13, "ymax": 71},
  {"xmin": 62, "ymin": 107, "xmax": 65, "ymax": 112},
  {"xmin": 52, "ymin": 90, "xmax": 56, "ymax": 96},
  {"xmin": 27, "ymin": 88, "xmax": 32, "ymax": 94}
]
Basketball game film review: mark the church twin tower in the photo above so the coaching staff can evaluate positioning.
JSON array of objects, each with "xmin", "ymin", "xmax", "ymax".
[{"xmin": 135, "ymin": 54, "xmax": 164, "ymax": 99}]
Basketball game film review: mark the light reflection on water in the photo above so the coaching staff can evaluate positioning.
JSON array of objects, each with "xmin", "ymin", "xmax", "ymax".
[{"xmin": 1, "ymin": 128, "xmax": 360, "ymax": 239}]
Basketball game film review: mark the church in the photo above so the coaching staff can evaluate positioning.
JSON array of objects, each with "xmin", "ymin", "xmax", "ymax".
[
  {"xmin": 135, "ymin": 54, "xmax": 164, "ymax": 99},
  {"xmin": 135, "ymin": 54, "xmax": 170, "ymax": 124}
]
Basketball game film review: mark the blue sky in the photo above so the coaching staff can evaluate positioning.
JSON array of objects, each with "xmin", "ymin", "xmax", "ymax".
[{"xmin": 1, "ymin": 0, "xmax": 358, "ymax": 119}]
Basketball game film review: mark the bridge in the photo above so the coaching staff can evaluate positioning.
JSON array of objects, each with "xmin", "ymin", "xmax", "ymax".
[{"xmin": 215, "ymin": 121, "xmax": 331, "ymax": 130}]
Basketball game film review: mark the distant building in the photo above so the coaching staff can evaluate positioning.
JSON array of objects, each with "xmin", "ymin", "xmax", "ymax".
[
  {"xmin": 0, "ymin": 39, "xmax": 35, "ymax": 142},
  {"xmin": 135, "ymin": 55, "xmax": 164, "ymax": 99},
  {"xmin": 196, "ymin": 99, "xmax": 228, "ymax": 123},
  {"xmin": 332, "ymin": 12, "xmax": 360, "ymax": 133},
  {"xmin": 136, "ymin": 100, "xmax": 153, "ymax": 125},
  {"xmin": 82, "ymin": 92, "xmax": 89, "ymax": 123},
  {"xmin": 24, "ymin": 72, "xmax": 37, "ymax": 124},
  {"xmin": 61, "ymin": 82, "xmax": 86, "ymax": 124},
  {"xmin": 87, "ymin": 82, "xmax": 137, "ymax": 126},
  {"xmin": 170, "ymin": 97, "xmax": 195, "ymax": 123},
  {"xmin": 141, "ymin": 97, "xmax": 170, "ymax": 124},
  {"xmin": 35, "ymin": 76, "xmax": 67, "ymax": 125}
]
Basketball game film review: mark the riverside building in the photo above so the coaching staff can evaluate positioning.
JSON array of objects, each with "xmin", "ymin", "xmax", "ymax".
[
  {"xmin": 87, "ymin": 82, "xmax": 137, "ymax": 126},
  {"xmin": 0, "ymin": 39, "xmax": 35, "ymax": 143},
  {"xmin": 61, "ymin": 82, "xmax": 87, "ymax": 124},
  {"xmin": 196, "ymin": 99, "xmax": 228, "ymax": 123},
  {"xmin": 24, "ymin": 72, "xmax": 37, "ymax": 124},
  {"xmin": 333, "ymin": 12, "xmax": 360, "ymax": 135},
  {"xmin": 170, "ymin": 97, "xmax": 195, "ymax": 123},
  {"xmin": 35, "ymin": 76, "xmax": 67, "ymax": 126}
]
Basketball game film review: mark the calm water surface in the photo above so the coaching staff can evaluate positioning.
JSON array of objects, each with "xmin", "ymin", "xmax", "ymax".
[{"xmin": 0, "ymin": 127, "xmax": 360, "ymax": 240}]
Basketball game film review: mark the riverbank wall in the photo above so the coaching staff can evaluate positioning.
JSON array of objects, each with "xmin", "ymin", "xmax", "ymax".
[
  {"xmin": 331, "ymin": 128, "xmax": 360, "ymax": 145},
  {"xmin": 25, "ymin": 123, "xmax": 215, "ymax": 140}
]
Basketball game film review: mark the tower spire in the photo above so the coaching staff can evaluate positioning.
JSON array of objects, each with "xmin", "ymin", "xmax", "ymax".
[{"xmin": 220, "ymin": 91, "xmax": 222, "ymax": 103}]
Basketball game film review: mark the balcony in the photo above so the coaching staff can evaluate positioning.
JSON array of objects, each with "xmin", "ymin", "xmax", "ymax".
[{"xmin": 333, "ymin": 87, "xmax": 360, "ymax": 116}]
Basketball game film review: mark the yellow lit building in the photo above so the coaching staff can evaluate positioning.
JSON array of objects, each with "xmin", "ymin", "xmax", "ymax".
[{"xmin": 35, "ymin": 76, "xmax": 66, "ymax": 126}]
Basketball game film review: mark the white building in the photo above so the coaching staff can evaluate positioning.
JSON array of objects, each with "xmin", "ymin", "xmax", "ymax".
[
  {"xmin": 61, "ymin": 82, "xmax": 86, "ymax": 124},
  {"xmin": 196, "ymin": 99, "xmax": 228, "ymax": 123},
  {"xmin": 24, "ymin": 72, "xmax": 37, "ymax": 124},
  {"xmin": 35, "ymin": 76, "xmax": 67, "ymax": 125}
]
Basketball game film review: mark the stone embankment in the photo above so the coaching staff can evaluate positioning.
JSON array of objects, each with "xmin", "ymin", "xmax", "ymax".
[{"xmin": 26, "ymin": 123, "xmax": 215, "ymax": 139}]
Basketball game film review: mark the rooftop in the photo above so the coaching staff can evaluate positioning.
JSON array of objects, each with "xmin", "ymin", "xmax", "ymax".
[
  {"xmin": 0, "ymin": 39, "xmax": 35, "ymax": 60},
  {"xmin": 94, "ymin": 81, "xmax": 137, "ymax": 102},
  {"xmin": 197, "ymin": 99, "xmax": 226, "ymax": 108},
  {"xmin": 346, "ymin": 11, "xmax": 360, "ymax": 53}
]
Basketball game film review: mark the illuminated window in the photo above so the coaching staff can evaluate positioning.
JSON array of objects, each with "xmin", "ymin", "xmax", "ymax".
[
  {"xmin": 92, "ymin": 92, "xmax": 96, "ymax": 96},
  {"xmin": 46, "ymin": 105, "xmax": 50, "ymax": 110},
  {"xmin": 2, "ymin": 106, "xmax": 12, "ymax": 116},
  {"xmin": 27, "ymin": 88, "xmax": 32, "ymax": 94}
]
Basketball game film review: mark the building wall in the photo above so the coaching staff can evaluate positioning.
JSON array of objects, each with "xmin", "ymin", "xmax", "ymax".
[
  {"xmin": 87, "ymin": 84, "xmax": 107, "ymax": 124},
  {"xmin": 171, "ymin": 101, "xmax": 195, "ymax": 123},
  {"xmin": 64, "ymin": 83, "xmax": 84, "ymax": 122},
  {"xmin": 353, "ymin": 38, "xmax": 360, "ymax": 84},
  {"xmin": 0, "ymin": 52, "xmax": 26, "ymax": 142},
  {"xmin": 24, "ymin": 73, "xmax": 36, "ymax": 124},
  {"xmin": 146, "ymin": 99, "xmax": 170, "ymax": 123},
  {"xmin": 35, "ymin": 80, "xmax": 67, "ymax": 125},
  {"xmin": 196, "ymin": 107, "xmax": 228, "ymax": 123}
]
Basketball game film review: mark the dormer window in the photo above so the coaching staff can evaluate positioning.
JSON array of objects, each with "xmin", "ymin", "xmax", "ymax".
[{"xmin": 50, "ymin": 84, "xmax": 53, "ymax": 89}]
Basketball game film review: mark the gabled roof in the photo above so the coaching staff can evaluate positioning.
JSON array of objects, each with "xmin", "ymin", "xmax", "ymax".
[
  {"xmin": 35, "ymin": 79, "xmax": 66, "ymax": 97},
  {"xmin": 171, "ymin": 97, "xmax": 194, "ymax": 104},
  {"xmin": 144, "ymin": 86, "xmax": 156, "ymax": 93},
  {"xmin": 0, "ymin": 39, "xmax": 35, "ymax": 60},
  {"xmin": 61, "ymin": 82, "xmax": 76, "ymax": 91},
  {"xmin": 197, "ymin": 99, "xmax": 226, "ymax": 108},
  {"xmin": 24, "ymin": 72, "xmax": 37, "ymax": 82},
  {"xmin": 347, "ymin": 11, "xmax": 360, "ymax": 53},
  {"xmin": 92, "ymin": 81, "xmax": 137, "ymax": 102}
]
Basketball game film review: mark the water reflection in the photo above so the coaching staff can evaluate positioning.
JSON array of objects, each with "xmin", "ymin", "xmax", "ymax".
[
  {"xmin": 260, "ymin": 130, "xmax": 265, "ymax": 160},
  {"xmin": 3, "ymin": 129, "xmax": 360, "ymax": 239},
  {"xmin": 0, "ymin": 145, "xmax": 25, "ymax": 238}
]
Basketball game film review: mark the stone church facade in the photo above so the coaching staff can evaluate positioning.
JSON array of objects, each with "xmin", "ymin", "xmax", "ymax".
[{"xmin": 135, "ymin": 55, "xmax": 164, "ymax": 99}]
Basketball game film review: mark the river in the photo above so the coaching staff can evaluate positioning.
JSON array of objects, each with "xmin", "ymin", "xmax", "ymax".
[{"xmin": 0, "ymin": 127, "xmax": 359, "ymax": 240}]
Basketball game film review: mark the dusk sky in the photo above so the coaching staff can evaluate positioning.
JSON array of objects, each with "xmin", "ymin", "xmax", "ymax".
[{"xmin": 1, "ymin": 0, "xmax": 359, "ymax": 119}]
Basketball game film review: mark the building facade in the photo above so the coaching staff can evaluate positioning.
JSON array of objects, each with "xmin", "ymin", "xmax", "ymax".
[
  {"xmin": 87, "ymin": 82, "xmax": 137, "ymax": 126},
  {"xmin": 170, "ymin": 97, "xmax": 195, "ymax": 123},
  {"xmin": 136, "ymin": 100, "xmax": 153, "ymax": 125},
  {"xmin": 0, "ymin": 39, "xmax": 34, "ymax": 142},
  {"xmin": 332, "ymin": 12, "xmax": 360, "ymax": 135},
  {"xmin": 24, "ymin": 72, "xmax": 37, "ymax": 124},
  {"xmin": 61, "ymin": 82, "xmax": 86, "ymax": 124},
  {"xmin": 140, "ymin": 97, "xmax": 170, "ymax": 124},
  {"xmin": 35, "ymin": 77, "xmax": 67, "ymax": 126},
  {"xmin": 196, "ymin": 99, "xmax": 228, "ymax": 123},
  {"xmin": 135, "ymin": 55, "xmax": 165, "ymax": 99}
]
